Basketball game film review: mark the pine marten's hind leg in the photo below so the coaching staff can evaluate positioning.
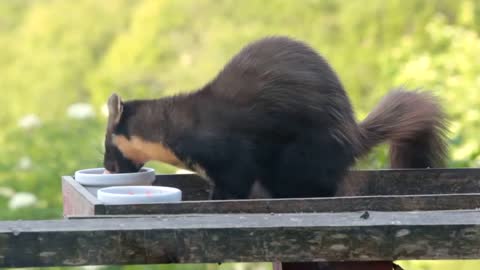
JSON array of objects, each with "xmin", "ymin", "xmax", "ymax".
[{"xmin": 266, "ymin": 133, "xmax": 355, "ymax": 198}]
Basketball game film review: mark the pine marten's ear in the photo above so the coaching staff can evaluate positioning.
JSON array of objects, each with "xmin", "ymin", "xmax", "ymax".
[{"xmin": 107, "ymin": 93, "xmax": 123, "ymax": 131}]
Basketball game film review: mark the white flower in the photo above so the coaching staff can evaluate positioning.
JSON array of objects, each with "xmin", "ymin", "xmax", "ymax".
[
  {"xmin": 18, "ymin": 114, "xmax": 42, "ymax": 129},
  {"xmin": 67, "ymin": 103, "xmax": 95, "ymax": 119},
  {"xmin": 17, "ymin": 156, "xmax": 32, "ymax": 170},
  {"xmin": 8, "ymin": 192, "xmax": 38, "ymax": 209}
]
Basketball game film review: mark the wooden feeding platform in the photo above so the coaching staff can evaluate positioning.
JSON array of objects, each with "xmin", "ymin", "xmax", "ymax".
[
  {"xmin": 1, "ymin": 168, "xmax": 480, "ymax": 269},
  {"xmin": 62, "ymin": 169, "xmax": 480, "ymax": 216}
]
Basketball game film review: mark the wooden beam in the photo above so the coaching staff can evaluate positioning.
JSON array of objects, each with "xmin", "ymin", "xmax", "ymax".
[
  {"xmin": 2, "ymin": 210, "xmax": 480, "ymax": 268},
  {"xmin": 99, "ymin": 193, "xmax": 480, "ymax": 215}
]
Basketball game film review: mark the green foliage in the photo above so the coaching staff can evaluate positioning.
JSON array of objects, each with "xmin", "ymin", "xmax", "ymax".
[{"xmin": 0, "ymin": 0, "xmax": 480, "ymax": 269}]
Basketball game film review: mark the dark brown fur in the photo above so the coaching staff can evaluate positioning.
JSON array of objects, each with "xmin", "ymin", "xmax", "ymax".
[
  {"xmin": 357, "ymin": 90, "xmax": 447, "ymax": 168},
  {"xmin": 103, "ymin": 36, "xmax": 448, "ymax": 199}
]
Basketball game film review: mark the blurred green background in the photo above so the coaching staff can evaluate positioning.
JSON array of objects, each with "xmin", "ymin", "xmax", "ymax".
[{"xmin": 1, "ymin": 0, "xmax": 480, "ymax": 269}]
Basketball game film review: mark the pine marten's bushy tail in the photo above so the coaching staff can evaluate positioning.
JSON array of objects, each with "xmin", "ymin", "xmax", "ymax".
[{"xmin": 355, "ymin": 88, "xmax": 448, "ymax": 168}]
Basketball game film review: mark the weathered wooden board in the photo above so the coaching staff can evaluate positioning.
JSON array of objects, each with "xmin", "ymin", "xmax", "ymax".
[
  {"xmin": 62, "ymin": 177, "xmax": 105, "ymax": 216},
  {"xmin": 165, "ymin": 168, "xmax": 480, "ymax": 197},
  {"xmin": 2, "ymin": 210, "xmax": 480, "ymax": 267},
  {"xmin": 98, "ymin": 193, "xmax": 480, "ymax": 215},
  {"xmin": 338, "ymin": 168, "xmax": 480, "ymax": 196}
]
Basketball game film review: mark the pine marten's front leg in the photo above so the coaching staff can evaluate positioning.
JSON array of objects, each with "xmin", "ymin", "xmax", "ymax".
[
  {"xmin": 207, "ymin": 162, "xmax": 257, "ymax": 200},
  {"xmin": 171, "ymin": 133, "xmax": 258, "ymax": 200}
]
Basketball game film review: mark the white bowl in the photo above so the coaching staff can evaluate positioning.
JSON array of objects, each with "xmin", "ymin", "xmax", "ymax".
[
  {"xmin": 74, "ymin": 167, "xmax": 156, "ymax": 195},
  {"xmin": 97, "ymin": 186, "xmax": 182, "ymax": 205}
]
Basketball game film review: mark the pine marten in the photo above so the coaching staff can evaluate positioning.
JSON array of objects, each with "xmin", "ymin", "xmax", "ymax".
[{"xmin": 103, "ymin": 36, "xmax": 448, "ymax": 200}]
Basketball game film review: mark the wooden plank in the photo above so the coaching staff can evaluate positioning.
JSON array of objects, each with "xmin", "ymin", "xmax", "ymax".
[
  {"xmin": 62, "ymin": 177, "xmax": 105, "ymax": 216},
  {"xmin": 1, "ymin": 210, "xmax": 480, "ymax": 267},
  {"xmin": 150, "ymin": 168, "xmax": 480, "ymax": 198},
  {"xmin": 338, "ymin": 168, "xmax": 480, "ymax": 196},
  {"xmin": 99, "ymin": 193, "xmax": 480, "ymax": 215}
]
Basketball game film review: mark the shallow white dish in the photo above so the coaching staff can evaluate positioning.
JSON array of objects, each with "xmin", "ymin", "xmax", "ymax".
[
  {"xmin": 74, "ymin": 167, "xmax": 156, "ymax": 195},
  {"xmin": 97, "ymin": 186, "xmax": 182, "ymax": 205}
]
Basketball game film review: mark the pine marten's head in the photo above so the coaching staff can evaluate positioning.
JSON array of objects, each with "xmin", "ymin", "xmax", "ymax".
[
  {"xmin": 103, "ymin": 93, "xmax": 186, "ymax": 173},
  {"xmin": 103, "ymin": 93, "xmax": 144, "ymax": 173}
]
